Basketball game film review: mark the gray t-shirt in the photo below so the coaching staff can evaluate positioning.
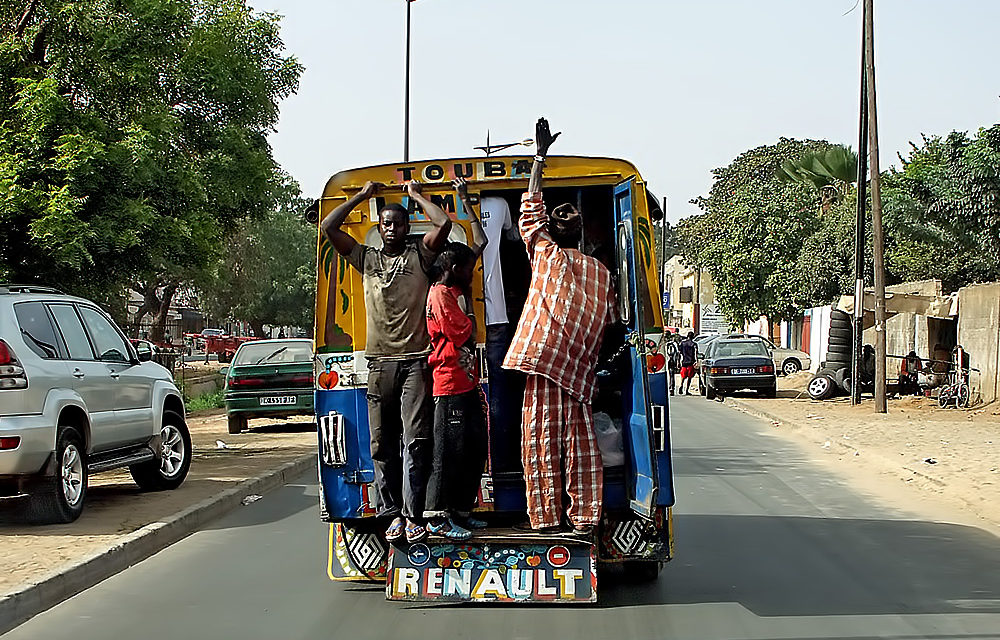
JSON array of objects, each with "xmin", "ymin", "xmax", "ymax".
[{"xmin": 346, "ymin": 238, "xmax": 438, "ymax": 360}]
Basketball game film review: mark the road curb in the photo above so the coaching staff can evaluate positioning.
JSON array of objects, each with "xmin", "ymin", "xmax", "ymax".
[{"xmin": 0, "ymin": 453, "xmax": 316, "ymax": 635}]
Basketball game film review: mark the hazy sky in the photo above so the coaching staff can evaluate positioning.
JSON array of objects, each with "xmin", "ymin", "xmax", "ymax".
[{"xmin": 248, "ymin": 0, "xmax": 999, "ymax": 221}]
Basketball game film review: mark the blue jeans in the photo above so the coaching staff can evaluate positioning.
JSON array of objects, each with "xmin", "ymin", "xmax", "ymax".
[
  {"xmin": 486, "ymin": 324, "xmax": 524, "ymax": 473},
  {"xmin": 366, "ymin": 358, "xmax": 433, "ymax": 520}
]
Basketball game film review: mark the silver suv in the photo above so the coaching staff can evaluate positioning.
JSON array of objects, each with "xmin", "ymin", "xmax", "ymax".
[{"xmin": 0, "ymin": 285, "xmax": 192, "ymax": 523}]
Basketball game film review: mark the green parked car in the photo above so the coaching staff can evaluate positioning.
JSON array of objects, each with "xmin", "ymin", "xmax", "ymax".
[{"xmin": 222, "ymin": 339, "xmax": 315, "ymax": 434}]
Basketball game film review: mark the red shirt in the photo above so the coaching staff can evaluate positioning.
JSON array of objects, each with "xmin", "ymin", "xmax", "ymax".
[
  {"xmin": 502, "ymin": 192, "xmax": 616, "ymax": 403},
  {"xmin": 426, "ymin": 284, "xmax": 479, "ymax": 396}
]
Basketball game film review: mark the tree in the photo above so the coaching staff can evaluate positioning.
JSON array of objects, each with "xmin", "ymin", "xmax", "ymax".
[
  {"xmin": 882, "ymin": 126, "xmax": 1000, "ymax": 291},
  {"xmin": 197, "ymin": 178, "xmax": 316, "ymax": 337},
  {"xmin": 775, "ymin": 145, "xmax": 858, "ymax": 215},
  {"xmin": 678, "ymin": 138, "xmax": 839, "ymax": 331},
  {"xmin": 0, "ymin": 0, "xmax": 301, "ymax": 335}
]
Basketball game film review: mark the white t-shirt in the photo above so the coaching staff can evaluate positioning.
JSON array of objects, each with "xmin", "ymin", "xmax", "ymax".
[{"xmin": 479, "ymin": 196, "xmax": 512, "ymax": 326}]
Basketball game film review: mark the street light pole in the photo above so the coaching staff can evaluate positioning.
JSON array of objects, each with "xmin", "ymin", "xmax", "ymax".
[
  {"xmin": 403, "ymin": 0, "xmax": 411, "ymax": 162},
  {"xmin": 852, "ymin": 1, "xmax": 869, "ymax": 406},
  {"xmin": 865, "ymin": 0, "xmax": 888, "ymax": 414}
]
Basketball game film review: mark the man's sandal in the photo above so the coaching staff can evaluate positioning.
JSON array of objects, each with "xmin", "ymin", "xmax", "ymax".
[
  {"xmin": 405, "ymin": 520, "xmax": 428, "ymax": 543},
  {"xmin": 427, "ymin": 517, "xmax": 472, "ymax": 541},
  {"xmin": 385, "ymin": 518, "xmax": 406, "ymax": 542}
]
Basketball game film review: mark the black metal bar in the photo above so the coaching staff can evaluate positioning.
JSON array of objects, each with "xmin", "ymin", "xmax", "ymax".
[
  {"xmin": 403, "ymin": 0, "xmax": 411, "ymax": 162},
  {"xmin": 851, "ymin": 1, "xmax": 869, "ymax": 405}
]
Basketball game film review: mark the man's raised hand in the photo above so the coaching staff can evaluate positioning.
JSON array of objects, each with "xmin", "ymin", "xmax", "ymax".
[
  {"xmin": 360, "ymin": 181, "xmax": 383, "ymax": 198},
  {"xmin": 406, "ymin": 180, "xmax": 423, "ymax": 198},
  {"xmin": 452, "ymin": 177, "xmax": 469, "ymax": 199},
  {"xmin": 535, "ymin": 117, "xmax": 561, "ymax": 158}
]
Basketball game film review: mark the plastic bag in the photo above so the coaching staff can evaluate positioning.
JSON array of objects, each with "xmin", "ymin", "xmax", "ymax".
[{"xmin": 593, "ymin": 412, "xmax": 625, "ymax": 467}]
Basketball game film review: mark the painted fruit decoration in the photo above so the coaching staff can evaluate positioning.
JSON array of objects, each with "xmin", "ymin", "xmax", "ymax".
[
  {"xmin": 318, "ymin": 370, "xmax": 339, "ymax": 389},
  {"xmin": 646, "ymin": 353, "xmax": 666, "ymax": 373},
  {"xmin": 526, "ymin": 555, "xmax": 542, "ymax": 567}
]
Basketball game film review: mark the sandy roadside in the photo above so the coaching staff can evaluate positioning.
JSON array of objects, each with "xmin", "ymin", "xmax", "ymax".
[
  {"xmin": 0, "ymin": 411, "xmax": 317, "ymax": 597},
  {"xmin": 720, "ymin": 372, "xmax": 1000, "ymax": 535}
]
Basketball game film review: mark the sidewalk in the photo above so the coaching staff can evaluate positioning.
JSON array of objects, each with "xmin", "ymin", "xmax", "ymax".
[
  {"xmin": 0, "ymin": 411, "xmax": 316, "ymax": 631},
  {"xmin": 721, "ymin": 372, "xmax": 1000, "ymax": 532}
]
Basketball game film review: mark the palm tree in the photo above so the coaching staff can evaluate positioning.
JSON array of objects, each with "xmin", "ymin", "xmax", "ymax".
[
  {"xmin": 775, "ymin": 145, "xmax": 858, "ymax": 215},
  {"xmin": 319, "ymin": 239, "xmax": 354, "ymax": 351}
]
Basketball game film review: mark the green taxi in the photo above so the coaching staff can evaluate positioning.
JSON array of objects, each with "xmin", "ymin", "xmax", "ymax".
[{"xmin": 222, "ymin": 339, "xmax": 314, "ymax": 434}]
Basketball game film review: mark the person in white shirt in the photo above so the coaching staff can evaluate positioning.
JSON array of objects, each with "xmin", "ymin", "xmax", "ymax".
[{"xmin": 453, "ymin": 179, "xmax": 521, "ymax": 472}]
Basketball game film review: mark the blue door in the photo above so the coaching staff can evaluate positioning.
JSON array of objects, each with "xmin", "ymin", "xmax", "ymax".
[{"xmin": 613, "ymin": 178, "xmax": 658, "ymax": 519}]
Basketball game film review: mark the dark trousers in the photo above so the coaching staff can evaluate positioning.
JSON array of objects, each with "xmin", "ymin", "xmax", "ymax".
[
  {"xmin": 424, "ymin": 389, "xmax": 488, "ymax": 518},
  {"xmin": 486, "ymin": 323, "xmax": 524, "ymax": 473},
  {"xmin": 366, "ymin": 358, "xmax": 433, "ymax": 520}
]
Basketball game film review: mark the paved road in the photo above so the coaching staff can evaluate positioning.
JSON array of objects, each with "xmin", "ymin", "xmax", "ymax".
[{"xmin": 6, "ymin": 396, "xmax": 1000, "ymax": 640}]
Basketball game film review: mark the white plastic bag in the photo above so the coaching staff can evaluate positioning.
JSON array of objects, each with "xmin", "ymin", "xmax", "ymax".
[{"xmin": 593, "ymin": 412, "xmax": 625, "ymax": 467}]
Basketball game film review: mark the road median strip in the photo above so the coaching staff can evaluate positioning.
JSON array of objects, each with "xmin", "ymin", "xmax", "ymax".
[{"xmin": 0, "ymin": 453, "xmax": 315, "ymax": 635}]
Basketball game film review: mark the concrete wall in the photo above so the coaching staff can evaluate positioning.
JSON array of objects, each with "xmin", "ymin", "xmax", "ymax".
[
  {"xmin": 862, "ymin": 280, "xmax": 945, "ymax": 360},
  {"xmin": 957, "ymin": 283, "xmax": 1000, "ymax": 404}
]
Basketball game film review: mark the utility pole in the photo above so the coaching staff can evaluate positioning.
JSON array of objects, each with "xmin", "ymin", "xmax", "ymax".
[
  {"xmin": 865, "ymin": 0, "xmax": 888, "ymax": 413},
  {"xmin": 851, "ymin": 1, "xmax": 869, "ymax": 406}
]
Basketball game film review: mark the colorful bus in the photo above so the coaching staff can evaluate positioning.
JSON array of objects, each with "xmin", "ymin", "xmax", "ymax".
[{"xmin": 313, "ymin": 155, "xmax": 675, "ymax": 603}]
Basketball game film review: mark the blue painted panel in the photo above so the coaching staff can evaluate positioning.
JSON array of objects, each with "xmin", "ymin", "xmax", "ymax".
[
  {"xmin": 316, "ymin": 387, "xmax": 373, "ymax": 520},
  {"xmin": 613, "ymin": 179, "xmax": 658, "ymax": 519}
]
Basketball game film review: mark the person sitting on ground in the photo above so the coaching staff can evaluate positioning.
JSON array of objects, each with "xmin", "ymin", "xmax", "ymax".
[
  {"xmin": 321, "ymin": 179, "xmax": 451, "ymax": 544},
  {"xmin": 678, "ymin": 332, "xmax": 697, "ymax": 395},
  {"xmin": 423, "ymin": 242, "xmax": 490, "ymax": 540},
  {"xmin": 899, "ymin": 350, "xmax": 923, "ymax": 396}
]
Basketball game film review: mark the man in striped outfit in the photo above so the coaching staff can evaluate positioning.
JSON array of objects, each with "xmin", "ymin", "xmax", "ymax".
[{"xmin": 503, "ymin": 121, "xmax": 616, "ymax": 534}]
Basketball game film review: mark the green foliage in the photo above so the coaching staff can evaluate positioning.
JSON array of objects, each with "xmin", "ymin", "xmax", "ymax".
[
  {"xmin": 197, "ymin": 178, "xmax": 317, "ymax": 333},
  {"xmin": 678, "ymin": 138, "xmax": 839, "ymax": 327},
  {"xmin": 0, "ymin": 0, "xmax": 302, "ymax": 308},
  {"xmin": 186, "ymin": 388, "xmax": 225, "ymax": 411},
  {"xmin": 775, "ymin": 144, "xmax": 858, "ymax": 213},
  {"xmin": 882, "ymin": 126, "xmax": 1000, "ymax": 290}
]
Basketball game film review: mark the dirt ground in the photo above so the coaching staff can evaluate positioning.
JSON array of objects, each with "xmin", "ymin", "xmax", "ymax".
[
  {"xmin": 724, "ymin": 371, "xmax": 1000, "ymax": 534},
  {"xmin": 0, "ymin": 411, "xmax": 316, "ymax": 598}
]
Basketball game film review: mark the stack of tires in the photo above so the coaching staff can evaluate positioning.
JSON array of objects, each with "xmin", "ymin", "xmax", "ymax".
[{"xmin": 807, "ymin": 310, "xmax": 854, "ymax": 400}]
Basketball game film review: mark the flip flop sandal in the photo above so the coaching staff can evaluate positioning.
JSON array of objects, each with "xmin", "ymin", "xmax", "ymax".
[
  {"xmin": 405, "ymin": 521, "xmax": 428, "ymax": 543},
  {"xmin": 427, "ymin": 518, "xmax": 471, "ymax": 541},
  {"xmin": 385, "ymin": 519, "xmax": 406, "ymax": 542}
]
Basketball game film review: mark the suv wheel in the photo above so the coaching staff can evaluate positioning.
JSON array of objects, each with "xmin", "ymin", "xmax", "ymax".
[
  {"xmin": 27, "ymin": 427, "xmax": 87, "ymax": 524},
  {"xmin": 130, "ymin": 410, "xmax": 192, "ymax": 491}
]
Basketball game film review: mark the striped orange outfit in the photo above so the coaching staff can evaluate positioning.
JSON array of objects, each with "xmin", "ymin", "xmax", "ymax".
[{"xmin": 503, "ymin": 192, "xmax": 616, "ymax": 528}]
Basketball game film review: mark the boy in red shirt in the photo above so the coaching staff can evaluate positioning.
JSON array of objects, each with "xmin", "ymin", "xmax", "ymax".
[{"xmin": 424, "ymin": 242, "xmax": 488, "ymax": 540}]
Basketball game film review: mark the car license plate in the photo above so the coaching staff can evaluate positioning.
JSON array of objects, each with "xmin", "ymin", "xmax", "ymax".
[
  {"xmin": 731, "ymin": 368, "xmax": 756, "ymax": 375},
  {"xmin": 259, "ymin": 396, "xmax": 296, "ymax": 406}
]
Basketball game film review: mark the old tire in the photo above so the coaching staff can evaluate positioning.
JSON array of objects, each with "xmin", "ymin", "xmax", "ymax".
[
  {"xmin": 228, "ymin": 413, "xmax": 248, "ymax": 434},
  {"xmin": 808, "ymin": 375, "xmax": 835, "ymax": 400},
  {"xmin": 27, "ymin": 427, "xmax": 87, "ymax": 524},
  {"xmin": 130, "ymin": 410, "xmax": 192, "ymax": 491},
  {"xmin": 829, "ymin": 327, "xmax": 853, "ymax": 341},
  {"xmin": 781, "ymin": 358, "xmax": 802, "ymax": 375}
]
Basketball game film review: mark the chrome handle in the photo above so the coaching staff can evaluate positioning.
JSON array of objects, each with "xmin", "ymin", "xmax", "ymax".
[
  {"xmin": 109, "ymin": 372, "xmax": 120, "ymax": 379},
  {"xmin": 72, "ymin": 369, "xmax": 85, "ymax": 379}
]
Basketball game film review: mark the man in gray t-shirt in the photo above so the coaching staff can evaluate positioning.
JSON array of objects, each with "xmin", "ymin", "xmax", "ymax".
[{"xmin": 322, "ymin": 180, "xmax": 451, "ymax": 543}]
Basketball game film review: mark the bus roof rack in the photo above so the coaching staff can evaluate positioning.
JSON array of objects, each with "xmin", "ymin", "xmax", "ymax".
[{"xmin": 0, "ymin": 284, "xmax": 66, "ymax": 295}]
